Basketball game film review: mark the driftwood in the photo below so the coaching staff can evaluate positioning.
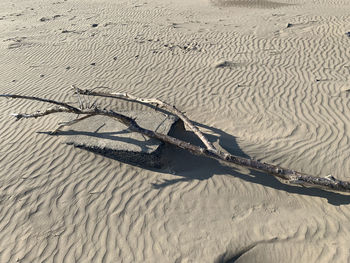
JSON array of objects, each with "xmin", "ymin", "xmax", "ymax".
[{"xmin": 1, "ymin": 89, "xmax": 350, "ymax": 193}]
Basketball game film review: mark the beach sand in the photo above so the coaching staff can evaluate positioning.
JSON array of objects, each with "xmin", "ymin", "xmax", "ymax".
[{"xmin": 1, "ymin": 0, "xmax": 350, "ymax": 262}]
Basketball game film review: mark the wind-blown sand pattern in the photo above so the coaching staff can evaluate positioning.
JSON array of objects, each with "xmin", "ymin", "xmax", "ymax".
[{"xmin": 1, "ymin": 0, "xmax": 350, "ymax": 262}]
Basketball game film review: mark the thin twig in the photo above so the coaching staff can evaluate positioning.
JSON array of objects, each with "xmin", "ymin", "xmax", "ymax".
[{"xmin": 72, "ymin": 85, "xmax": 84, "ymax": 110}]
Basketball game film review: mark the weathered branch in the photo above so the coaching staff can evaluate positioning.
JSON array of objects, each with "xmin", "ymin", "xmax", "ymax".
[{"xmin": 2, "ymin": 92, "xmax": 350, "ymax": 193}]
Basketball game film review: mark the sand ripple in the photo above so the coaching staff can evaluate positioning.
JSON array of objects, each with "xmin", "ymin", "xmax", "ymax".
[{"xmin": 1, "ymin": 0, "xmax": 350, "ymax": 262}]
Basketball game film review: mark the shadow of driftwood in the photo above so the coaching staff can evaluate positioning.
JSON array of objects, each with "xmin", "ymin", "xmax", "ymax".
[
  {"xmin": 39, "ymin": 127, "xmax": 162, "ymax": 168},
  {"xmin": 152, "ymin": 121, "xmax": 350, "ymax": 206},
  {"xmin": 51, "ymin": 129, "xmax": 155, "ymax": 152},
  {"xmin": 42, "ymin": 117, "xmax": 350, "ymax": 205}
]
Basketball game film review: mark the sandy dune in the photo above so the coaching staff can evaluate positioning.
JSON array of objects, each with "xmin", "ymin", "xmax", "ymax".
[{"xmin": 1, "ymin": 0, "xmax": 350, "ymax": 262}]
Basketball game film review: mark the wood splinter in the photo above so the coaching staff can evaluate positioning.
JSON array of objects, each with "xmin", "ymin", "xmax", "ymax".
[{"xmin": 1, "ymin": 89, "xmax": 350, "ymax": 194}]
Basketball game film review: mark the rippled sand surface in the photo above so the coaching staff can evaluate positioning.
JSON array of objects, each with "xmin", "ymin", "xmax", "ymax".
[{"xmin": 1, "ymin": 0, "xmax": 350, "ymax": 262}]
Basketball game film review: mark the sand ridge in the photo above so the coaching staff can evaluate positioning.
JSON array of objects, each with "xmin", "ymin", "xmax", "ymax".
[{"xmin": 1, "ymin": 0, "xmax": 350, "ymax": 262}]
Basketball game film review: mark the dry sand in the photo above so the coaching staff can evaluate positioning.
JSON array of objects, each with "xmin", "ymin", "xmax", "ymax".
[{"xmin": 1, "ymin": 0, "xmax": 350, "ymax": 262}]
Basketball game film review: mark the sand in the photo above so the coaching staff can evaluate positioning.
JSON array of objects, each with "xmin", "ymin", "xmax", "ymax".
[{"xmin": 1, "ymin": 0, "xmax": 350, "ymax": 262}]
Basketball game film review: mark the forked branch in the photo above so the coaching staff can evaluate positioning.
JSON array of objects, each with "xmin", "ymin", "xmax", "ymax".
[
  {"xmin": 75, "ymin": 88, "xmax": 217, "ymax": 152},
  {"xmin": 1, "ymin": 90, "xmax": 350, "ymax": 193}
]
